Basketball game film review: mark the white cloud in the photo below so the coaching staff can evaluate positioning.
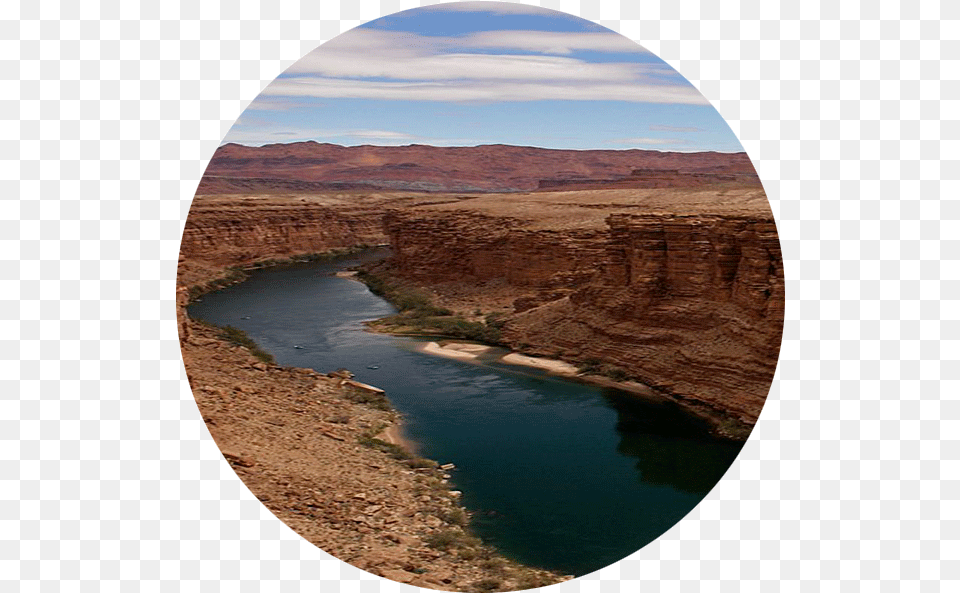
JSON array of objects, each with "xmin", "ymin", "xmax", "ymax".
[
  {"xmin": 649, "ymin": 124, "xmax": 703, "ymax": 133},
  {"xmin": 464, "ymin": 30, "xmax": 648, "ymax": 55},
  {"xmin": 222, "ymin": 127, "xmax": 420, "ymax": 145},
  {"xmin": 268, "ymin": 28, "xmax": 700, "ymax": 105},
  {"xmin": 262, "ymin": 76, "xmax": 707, "ymax": 104},
  {"xmin": 608, "ymin": 137, "xmax": 689, "ymax": 146},
  {"xmin": 245, "ymin": 97, "xmax": 311, "ymax": 111},
  {"xmin": 346, "ymin": 130, "xmax": 418, "ymax": 139},
  {"xmin": 314, "ymin": 28, "xmax": 648, "ymax": 57},
  {"xmin": 288, "ymin": 51, "xmax": 659, "ymax": 83}
]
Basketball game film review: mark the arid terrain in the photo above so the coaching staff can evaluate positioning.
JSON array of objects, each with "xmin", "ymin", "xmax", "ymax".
[
  {"xmin": 178, "ymin": 143, "xmax": 782, "ymax": 588},
  {"xmin": 199, "ymin": 142, "xmax": 760, "ymax": 194},
  {"xmin": 180, "ymin": 320, "xmax": 564, "ymax": 592}
]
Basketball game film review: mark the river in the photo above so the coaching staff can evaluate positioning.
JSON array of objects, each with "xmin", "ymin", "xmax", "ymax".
[{"xmin": 187, "ymin": 249, "xmax": 744, "ymax": 577}]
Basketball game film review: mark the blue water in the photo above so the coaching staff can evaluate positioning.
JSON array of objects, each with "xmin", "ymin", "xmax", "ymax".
[{"xmin": 188, "ymin": 249, "xmax": 743, "ymax": 577}]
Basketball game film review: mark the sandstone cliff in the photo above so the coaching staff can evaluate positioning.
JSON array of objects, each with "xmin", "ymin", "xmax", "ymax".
[
  {"xmin": 381, "ymin": 188, "xmax": 782, "ymax": 427},
  {"xmin": 507, "ymin": 213, "xmax": 783, "ymax": 425},
  {"xmin": 180, "ymin": 195, "xmax": 389, "ymax": 268}
]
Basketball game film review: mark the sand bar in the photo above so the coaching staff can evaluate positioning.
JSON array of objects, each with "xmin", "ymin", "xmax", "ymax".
[
  {"xmin": 500, "ymin": 353, "xmax": 579, "ymax": 376},
  {"xmin": 421, "ymin": 341, "xmax": 492, "ymax": 360}
]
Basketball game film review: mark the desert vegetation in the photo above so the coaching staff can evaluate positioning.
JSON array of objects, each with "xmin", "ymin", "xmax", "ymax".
[{"xmin": 357, "ymin": 270, "xmax": 505, "ymax": 345}]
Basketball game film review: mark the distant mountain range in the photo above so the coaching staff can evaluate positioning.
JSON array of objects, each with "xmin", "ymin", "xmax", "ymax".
[{"xmin": 198, "ymin": 142, "xmax": 760, "ymax": 194}]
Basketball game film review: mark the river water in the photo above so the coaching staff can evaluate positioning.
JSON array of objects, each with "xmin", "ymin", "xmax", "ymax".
[{"xmin": 187, "ymin": 249, "xmax": 744, "ymax": 577}]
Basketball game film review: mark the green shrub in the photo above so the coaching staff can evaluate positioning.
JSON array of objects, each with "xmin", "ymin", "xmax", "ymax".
[
  {"xmin": 438, "ymin": 507, "xmax": 468, "ymax": 526},
  {"xmin": 218, "ymin": 325, "xmax": 275, "ymax": 364},
  {"xmin": 343, "ymin": 388, "xmax": 393, "ymax": 411},
  {"xmin": 357, "ymin": 270, "xmax": 509, "ymax": 344},
  {"xmin": 358, "ymin": 435, "xmax": 410, "ymax": 460},
  {"xmin": 516, "ymin": 573, "xmax": 555, "ymax": 590},
  {"xmin": 424, "ymin": 529, "xmax": 469, "ymax": 550},
  {"xmin": 472, "ymin": 578, "xmax": 503, "ymax": 593},
  {"xmin": 405, "ymin": 458, "xmax": 438, "ymax": 469},
  {"xmin": 577, "ymin": 358, "xmax": 602, "ymax": 375},
  {"xmin": 577, "ymin": 358, "xmax": 630, "ymax": 381},
  {"xmin": 457, "ymin": 547, "xmax": 479, "ymax": 560},
  {"xmin": 604, "ymin": 366, "xmax": 630, "ymax": 381}
]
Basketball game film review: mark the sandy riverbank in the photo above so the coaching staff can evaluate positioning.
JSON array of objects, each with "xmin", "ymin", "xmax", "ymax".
[
  {"xmin": 422, "ymin": 341, "xmax": 493, "ymax": 360},
  {"xmin": 409, "ymin": 338, "xmax": 749, "ymax": 438},
  {"xmin": 500, "ymin": 352, "xmax": 579, "ymax": 376}
]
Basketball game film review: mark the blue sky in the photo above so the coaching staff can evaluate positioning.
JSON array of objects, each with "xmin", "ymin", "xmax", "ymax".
[{"xmin": 223, "ymin": 2, "xmax": 744, "ymax": 152}]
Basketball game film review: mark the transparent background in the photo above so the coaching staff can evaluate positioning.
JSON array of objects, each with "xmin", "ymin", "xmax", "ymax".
[{"xmin": 6, "ymin": 0, "xmax": 957, "ymax": 591}]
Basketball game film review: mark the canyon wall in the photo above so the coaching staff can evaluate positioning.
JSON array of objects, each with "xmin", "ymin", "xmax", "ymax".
[
  {"xmin": 180, "ymin": 197, "xmax": 389, "ymax": 268},
  {"xmin": 385, "ymin": 211, "xmax": 606, "ymax": 306},
  {"xmin": 507, "ymin": 214, "xmax": 783, "ymax": 424},
  {"xmin": 179, "ymin": 184, "xmax": 782, "ymax": 425},
  {"xmin": 384, "ymin": 201, "xmax": 783, "ymax": 425}
]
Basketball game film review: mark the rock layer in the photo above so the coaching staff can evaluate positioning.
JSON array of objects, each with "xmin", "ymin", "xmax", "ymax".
[
  {"xmin": 202, "ymin": 142, "xmax": 759, "ymax": 193},
  {"xmin": 382, "ymin": 189, "xmax": 783, "ymax": 425},
  {"xmin": 180, "ymin": 195, "xmax": 389, "ymax": 268},
  {"xmin": 507, "ymin": 214, "xmax": 783, "ymax": 424}
]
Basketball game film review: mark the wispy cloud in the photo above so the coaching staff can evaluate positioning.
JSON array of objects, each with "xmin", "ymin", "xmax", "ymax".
[
  {"xmin": 244, "ymin": 97, "xmax": 318, "ymax": 111},
  {"xmin": 649, "ymin": 124, "xmax": 703, "ymax": 133},
  {"xmin": 311, "ymin": 28, "xmax": 648, "ymax": 58},
  {"xmin": 288, "ymin": 51, "xmax": 658, "ymax": 82},
  {"xmin": 464, "ymin": 30, "xmax": 646, "ymax": 54},
  {"xmin": 265, "ymin": 28, "xmax": 702, "ymax": 105},
  {"xmin": 264, "ymin": 77, "xmax": 705, "ymax": 104},
  {"xmin": 223, "ymin": 127, "xmax": 420, "ymax": 145},
  {"xmin": 608, "ymin": 137, "xmax": 690, "ymax": 146}
]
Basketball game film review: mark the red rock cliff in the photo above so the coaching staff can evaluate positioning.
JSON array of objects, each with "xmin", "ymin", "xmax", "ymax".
[
  {"xmin": 383, "ymin": 193, "xmax": 782, "ymax": 425},
  {"xmin": 180, "ymin": 196, "xmax": 389, "ymax": 268},
  {"xmin": 507, "ymin": 214, "xmax": 783, "ymax": 423}
]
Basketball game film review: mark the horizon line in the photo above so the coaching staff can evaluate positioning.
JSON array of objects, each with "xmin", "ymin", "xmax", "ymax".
[{"xmin": 217, "ymin": 140, "xmax": 747, "ymax": 155}]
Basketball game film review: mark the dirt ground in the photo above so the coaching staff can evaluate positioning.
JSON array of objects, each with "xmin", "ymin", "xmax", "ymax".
[{"xmin": 181, "ymin": 319, "xmax": 565, "ymax": 592}]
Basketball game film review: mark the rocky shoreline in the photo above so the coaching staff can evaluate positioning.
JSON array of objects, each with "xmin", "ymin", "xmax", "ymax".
[{"xmin": 178, "ymin": 262, "xmax": 567, "ymax": 592}]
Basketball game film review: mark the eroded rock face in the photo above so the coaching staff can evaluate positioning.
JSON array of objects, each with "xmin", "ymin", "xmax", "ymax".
[
  {"xmin": 385, "ymin": 211, "xmax": 605, "ymax": 296},
  {"xmin": 180, "ymin": 197, "xmax": 388, "ymax": 267},
  {"xmin": 509, "ymin": 214, "xmax": 784, "ymax": 424},
  {"xmin": 384, "ymin": 203, "xmax": 783, "ymax": 425}
]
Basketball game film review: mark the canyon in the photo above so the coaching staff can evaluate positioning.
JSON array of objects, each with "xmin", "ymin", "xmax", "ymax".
[
  {"xmin": 178, "ymin": 143, "xmax": 782, "ymax": 588},
  {"xmin": 180, "ymin": 145, "xmax": 782, "ymax": 429}
]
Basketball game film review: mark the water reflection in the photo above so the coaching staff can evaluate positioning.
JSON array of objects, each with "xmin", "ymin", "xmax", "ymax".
[{"xmin": 602, "ymin": 390, "xmax": 743, "ymax": 494}]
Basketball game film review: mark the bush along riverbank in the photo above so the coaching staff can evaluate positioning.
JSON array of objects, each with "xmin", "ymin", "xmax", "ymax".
[{"xmin": 356, "ymin": 269, "xmax": 506, "ymax": 345}]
